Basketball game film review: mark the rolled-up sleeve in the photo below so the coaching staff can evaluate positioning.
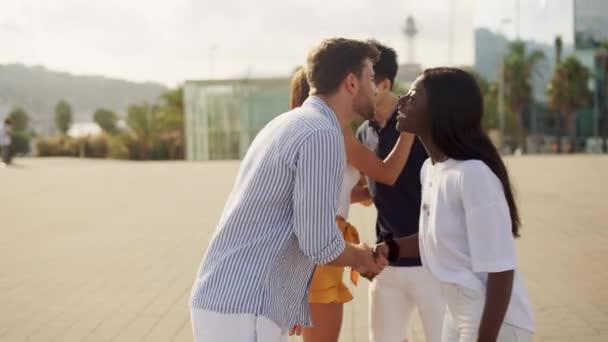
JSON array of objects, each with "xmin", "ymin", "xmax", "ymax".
[
  {"xmin": 461, "ymin": 161, "xmax": 517, "ymax": 273},
  {"xmin": 292, "ymin": 129, "xmax": 346, "ymax": 265}
]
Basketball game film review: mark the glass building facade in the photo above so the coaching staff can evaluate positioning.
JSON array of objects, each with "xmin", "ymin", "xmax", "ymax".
[
  {"xmin": 574, "ymin": 0, "xmax": 608, "ymax": 144},
  {"xmin": 184, "ymin": 78, "xmax": 290, "ymax": 160}
]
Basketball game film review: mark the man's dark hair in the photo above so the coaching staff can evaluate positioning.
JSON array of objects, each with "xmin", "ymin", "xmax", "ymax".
[
  {"xmin": 367, "ymin": 40, "xmax": 399, "ymax": 90},
  {"xmin": 306, "ymin": 38, "xmax": 380, "ymax": 95},
  {"xmin": 4, "ymin": 118, "xmax": 12, "ymax": 126}
]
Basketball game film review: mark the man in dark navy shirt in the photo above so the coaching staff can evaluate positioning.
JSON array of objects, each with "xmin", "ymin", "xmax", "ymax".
[
  {"xmin": 358, "ymin": 41, "xmax": 444, "ymax": 342},
  {"xmin": 358, "ymin": 117, "xmax": 427, "ymax": 265}
]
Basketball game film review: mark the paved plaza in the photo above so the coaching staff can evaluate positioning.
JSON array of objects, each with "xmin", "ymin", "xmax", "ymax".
[{"xmin": 1, "ymin": 156, "xmax": 607, "ymax": 341}]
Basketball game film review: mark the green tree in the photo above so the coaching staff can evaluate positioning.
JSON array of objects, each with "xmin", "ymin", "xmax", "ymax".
[
  {"xmin": 122, "ymin": 86, "xmax": 185, "ymax": 160},
  {"xmin": 547, "ymin": 56, "xmax": 592, "ymax": 153},
  {"xmin": 597, "ymin": 42, "xmax": 608, "ymax": 151},
  {"xmin": 553, "ymin": 35, "xmax": 564, "ymax": 152},
  {"xmin": 502, "ymin": 40, "xmax": 545, "ymax": 151},
  {"xmin": 7, "ymin": 108, "xmax": 31, "ymax": 154},
  {"xmin": 8, "ymin": 108, "xmax": 29, "ymax": 132},
  {"xmin": 465, "ymin": 68, "xmax": 500, "ymax": 131},
  {"xmin": 126, "ymin": 103, "xmax": 162, "ymax": 159},
  {"xmin": 158, "ymin": 87, "xmax": 184, "ymax": 131},
  {"xmin": 55, "ymin": 100, "xmax": 73, "ymax": 135},
  {"xmin": 10, "ymin": 133, "xmax": 31, "ymax": 154},
  {"xmin": 93, "ymin": 108, "xmax": 119, "ymax": 134},
  {"xmin": 155, "ymin": 86, "xmax": 185, "ymax": 159},
  {"xmin": 555, "ymin": 36, "xmax": 563, "ymax": 64}
]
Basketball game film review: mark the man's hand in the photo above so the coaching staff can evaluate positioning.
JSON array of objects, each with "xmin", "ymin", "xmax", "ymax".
[
  {"xmin": 362, "ymin": 242, "xmax": 390, "ymax": 280},
  {"xmin": 355, "ymin": 243, "xmax": 388, "ymax": 280},
  {"xmin": 374, "ymin": 242, "xmax": 390, "ymax": 260},
  {"xmin": 376, "ymin": 233, "xmax": 420, "ymax": 260},
  {"xmin": 288, "ymin": 325, "xmax": 302, "ymax": 336}
]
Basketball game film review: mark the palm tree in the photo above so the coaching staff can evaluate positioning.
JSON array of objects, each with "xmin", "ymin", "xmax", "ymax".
[
  {"xmin": 547, "ymin": 56, "xmax": 592, "ymax": 153},
  {"xmin": 552, "ymin": 36, "xmax": 564, "ymax": 152},
  {"xmin": 123, "ymin": 87, "xmax": 185, "ymax": 160},
  {"xmin": 126, "ymin": 103, "xmax": 162, "ymax": 159},
  {"xmin": 597, "ymin": 43, "xmax": 608, "ymax": 152},
  {"xmin": 502, "ymin": 40, "xmax": 545, "ymax": 152},
  {"xmin": 465, "ymin": 68, "xmax": 500, "ymax": 131},
  {"xmin": 157, "ymin": 87, "xmax": 185, "ymax": 159}
]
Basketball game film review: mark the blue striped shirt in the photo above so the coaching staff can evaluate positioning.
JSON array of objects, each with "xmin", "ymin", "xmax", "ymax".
[{"xmin": 190, "ymin": 96, "xmax": 346, "ymax": 328}]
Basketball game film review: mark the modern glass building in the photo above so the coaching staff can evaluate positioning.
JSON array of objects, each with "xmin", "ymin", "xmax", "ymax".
[
  {"xmin": 574, "ymin": 0, "xmax": 608, "ymax": 50},
  {"xmin": 184, "ymin": 78, "xmax": 290, "ymax": 160},
  {"xmin": 574, "ymin": 0, "xmax": 608, "ymax": 145}
]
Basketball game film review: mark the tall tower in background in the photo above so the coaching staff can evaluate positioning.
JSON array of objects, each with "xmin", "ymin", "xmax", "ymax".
[
  {"xmin": 403, "ymin": 16, "xmax": 419, "ymax": 64},
  {"xmin": 397, "ymin": 15, "xmax": 423, "ymax": 87}
]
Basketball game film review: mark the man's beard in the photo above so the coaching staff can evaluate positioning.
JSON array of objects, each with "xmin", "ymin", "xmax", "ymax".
[{"xmin": 353, "ymin": 93, "xmax": 375, "ymax": 120}]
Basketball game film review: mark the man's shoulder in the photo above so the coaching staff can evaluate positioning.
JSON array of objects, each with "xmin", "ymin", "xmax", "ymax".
[
  {"xmin": 285, "ymin": 106, "xmax": 338, "ymax": 131},
  {"xmin": 268, "ymin": 108, "xmax": 332, "ymax": 137},
  {"xmin": 267, "ymin": 108, "xmax": 342, "ymax": 156}
]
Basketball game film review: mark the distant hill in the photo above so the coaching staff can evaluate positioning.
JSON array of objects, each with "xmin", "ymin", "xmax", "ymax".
[
  {"xmin": 0, "ymin": 64, "xmax": 167, "ymax": 136},
  {"xmin": 474, "ymin": 27, "xmax": 574, "ymax": 101}
]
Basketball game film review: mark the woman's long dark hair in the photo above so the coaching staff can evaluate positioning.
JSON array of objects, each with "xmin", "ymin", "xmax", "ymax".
[{"xmin": 422, "ymin": 67, "xmax": 520, "ymax": 237}]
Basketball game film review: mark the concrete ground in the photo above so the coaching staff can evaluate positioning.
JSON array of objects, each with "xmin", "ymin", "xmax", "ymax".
[{"xmin": 0, "ymin": 156, "xmax": 607, "ymax": 341}]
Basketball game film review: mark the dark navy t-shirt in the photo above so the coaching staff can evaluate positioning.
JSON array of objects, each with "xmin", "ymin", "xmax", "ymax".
[{"xmin": 357, "ymin": 111, "xmax": 428, "ymax": 267}]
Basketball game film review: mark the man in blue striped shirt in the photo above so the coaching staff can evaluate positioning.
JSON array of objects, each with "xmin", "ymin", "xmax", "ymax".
[{"xmin": 190, "ymin": 38, "xmax": 388, "ymax": 341}]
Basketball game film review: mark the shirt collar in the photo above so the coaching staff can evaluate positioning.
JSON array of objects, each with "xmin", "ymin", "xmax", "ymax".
[{"xmin": 302, "ymin": 95, "xmax": 341, "ymax": 130}]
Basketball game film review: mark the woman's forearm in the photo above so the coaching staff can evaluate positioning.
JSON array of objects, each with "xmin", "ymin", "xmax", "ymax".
[
  {"xmin": 478, "ymin": 270, "xmax": 514, "ymax": 341},
  {"xmin": 395, "ymin": 233, "xmax": 420, "ymax": 258}
]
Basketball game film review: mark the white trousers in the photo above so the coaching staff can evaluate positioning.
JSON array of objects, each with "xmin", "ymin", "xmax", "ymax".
[
  {"xmin": 441, "ymin": 283, "xmax": 533, "ymax": 342},
  {"xmin": 369, "ymin": 266, "xmax": 445, "ymax": 342},
  {"xmin": 190, "ymin": 308, "xmax": 288, "ymax": 342}
]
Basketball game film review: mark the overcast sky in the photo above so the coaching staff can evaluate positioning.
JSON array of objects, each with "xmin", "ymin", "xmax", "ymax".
[{"xmin": 0, "ymin": 0, "xmax": 574, "ymax": 86}]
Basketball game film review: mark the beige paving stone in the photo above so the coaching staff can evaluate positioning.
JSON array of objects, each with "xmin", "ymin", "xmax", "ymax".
[{"xmin": 0, "ymin": 156, "xmax": 606, "ymax": 341}]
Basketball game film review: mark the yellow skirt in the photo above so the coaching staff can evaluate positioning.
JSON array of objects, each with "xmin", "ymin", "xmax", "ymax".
[{"xmin": 309, "ymin": 217, "xmax": 360, "ymax": 304}]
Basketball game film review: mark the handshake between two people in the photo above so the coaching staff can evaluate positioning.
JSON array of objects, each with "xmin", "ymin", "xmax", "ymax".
[
  {"xmin": 326, "ymin": 233, "xmax": 411, "ymax": 281},
  {"xmin": 349, "ymin": 238, "xmax": 401, "ymax": 281}
]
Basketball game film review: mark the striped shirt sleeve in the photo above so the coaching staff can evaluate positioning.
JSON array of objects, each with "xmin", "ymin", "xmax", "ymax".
[{"xmin": 292, "ymin": 129, "xmax": 346, "ymax": 265}]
